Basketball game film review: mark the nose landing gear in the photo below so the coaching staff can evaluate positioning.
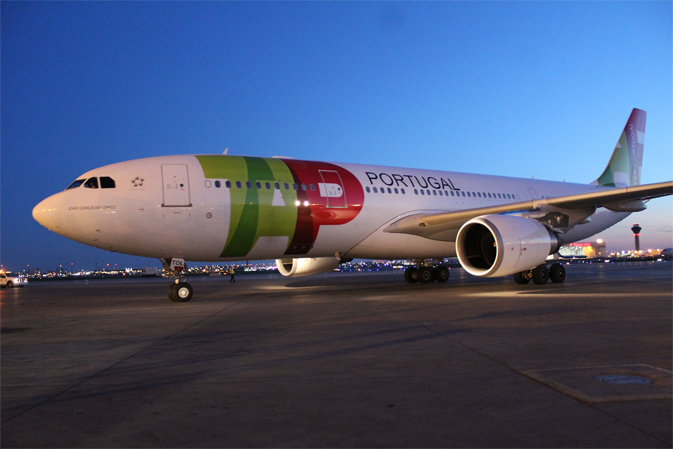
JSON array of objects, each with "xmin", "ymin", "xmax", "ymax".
[
  {"xmin": 168, "ymin": 280, "xmax": 193, "ymax": 302},
  {"xmin": 162, "ymin": 258, "xmax": 193, "ymax": 302}
]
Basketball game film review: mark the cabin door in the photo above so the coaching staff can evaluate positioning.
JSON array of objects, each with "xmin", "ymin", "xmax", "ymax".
[
  {"xmin": 162, "ymin": 164, "xmax": 192, "ymax": 207},
  {"xmin": 319, "ymin": 170, "xmax": 347, "ymax": 208}
]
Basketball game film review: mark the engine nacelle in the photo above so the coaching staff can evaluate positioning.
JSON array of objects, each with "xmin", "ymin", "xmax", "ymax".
[
  {"xmin": 275, "ymin": 257, "xmax": 341, "ymax": 277},
  {"xmin": 456, "ymin": 215, "xmax": 559, "ymax": 277}
]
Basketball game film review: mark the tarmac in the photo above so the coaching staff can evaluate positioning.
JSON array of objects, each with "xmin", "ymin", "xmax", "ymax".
[{"xmin": 1, "ymin": 261, "xmax": 671, "ymax": 448}]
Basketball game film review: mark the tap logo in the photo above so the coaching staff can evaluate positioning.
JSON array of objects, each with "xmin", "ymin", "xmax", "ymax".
[
  {"xmin": 131, "ymin": 176, "xmax": 144, "ymax": 187},
  {"xmin": 197, "ymin": 156, "xmax": 365, "ymax": 258}
]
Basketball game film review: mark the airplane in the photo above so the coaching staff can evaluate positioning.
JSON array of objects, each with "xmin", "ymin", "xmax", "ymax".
[{"xmin": 33, "ymin": 108, "xmax": 672, "ymax": 302}]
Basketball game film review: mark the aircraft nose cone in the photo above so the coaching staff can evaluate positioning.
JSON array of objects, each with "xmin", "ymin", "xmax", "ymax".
[{"xmin": 33, "ymin": 195, "xmax": 63, "ymax": 230}]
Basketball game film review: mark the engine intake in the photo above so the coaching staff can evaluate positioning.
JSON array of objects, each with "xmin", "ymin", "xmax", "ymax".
[
  {"xmin": 456, "ymin": 215, "xmax": 559, "ymax": 277},
  {"xmin": 276, "ymin": 257, "xmax": 341, "ymax": 277}
]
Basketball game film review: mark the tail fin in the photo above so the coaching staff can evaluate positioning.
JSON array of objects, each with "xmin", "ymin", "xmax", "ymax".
[{"xmin": 592, "ymin": 108, "xmax": 646, "ymax": 187}]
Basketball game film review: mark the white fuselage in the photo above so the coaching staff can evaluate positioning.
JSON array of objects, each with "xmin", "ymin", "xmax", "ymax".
[{"xmin": 33, "ymin": 155, "xmax": 628, "ymax": 263}]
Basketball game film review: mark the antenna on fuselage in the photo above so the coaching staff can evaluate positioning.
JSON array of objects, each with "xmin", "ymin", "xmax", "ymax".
[{"xmin": 223, "ymin": 148, "xmax": 229, "ymax": 155}]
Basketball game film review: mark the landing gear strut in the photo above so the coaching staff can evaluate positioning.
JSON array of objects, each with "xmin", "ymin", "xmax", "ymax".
[{"xmin": 513, "ymin": 263, "xmax": 565, "ymax": 286}]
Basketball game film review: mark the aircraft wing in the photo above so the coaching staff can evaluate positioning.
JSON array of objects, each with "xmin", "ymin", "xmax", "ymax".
[{"xmin": 384, "ymin": 181, "xmax": 673, "ymax": 241}]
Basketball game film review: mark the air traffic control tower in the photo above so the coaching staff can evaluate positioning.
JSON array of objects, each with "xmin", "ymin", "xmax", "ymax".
[{"xmin": 631, "ymin": 223, "xmax": 642, "ymax": 252}]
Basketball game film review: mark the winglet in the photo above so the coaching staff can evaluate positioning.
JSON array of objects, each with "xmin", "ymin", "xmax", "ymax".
[{"xmin": 592, "ymin": 108, "xmax": 646, "ymax": 187}]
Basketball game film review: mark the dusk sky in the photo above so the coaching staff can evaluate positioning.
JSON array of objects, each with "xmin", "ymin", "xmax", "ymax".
[{"xmin": 2, "ymin": 1, "xmax": 672, "ymax": 272}]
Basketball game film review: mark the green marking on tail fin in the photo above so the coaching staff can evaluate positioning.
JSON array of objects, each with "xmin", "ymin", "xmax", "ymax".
[{"xmin": 593, "ymin": 109, "xmax": 646, "ymax": 187}]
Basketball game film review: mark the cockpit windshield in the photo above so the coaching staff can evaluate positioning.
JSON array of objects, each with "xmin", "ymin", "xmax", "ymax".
[
  {"xmin": 66, "ymin": 179, "xmax": 86, "ymax": 190},
  {"xmin": 100, "ymin": 177, "xmax": 116, "ymax": 188},
  {"xmin": 66, "ymin": 176, "xmax": 116, "ymax": 190}
]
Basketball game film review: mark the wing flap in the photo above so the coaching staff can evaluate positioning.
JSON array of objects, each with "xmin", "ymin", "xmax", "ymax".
[{"xmin": 548, "ymin": 181, "xmax": 672, "ymax": 209}]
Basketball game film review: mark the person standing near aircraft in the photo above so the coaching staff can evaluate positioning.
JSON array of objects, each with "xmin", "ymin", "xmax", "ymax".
[{"xmin": 229, "ymin": 267, "xmax": 236, "ymax": 283}]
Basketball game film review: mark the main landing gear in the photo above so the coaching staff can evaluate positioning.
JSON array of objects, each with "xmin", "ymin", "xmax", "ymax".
[
  {"xmin": 513, "ymin": 263, "xmax": 566, "ymax": 285},
  {"xmin": 162, "ymin": 258, "xmax": 193, "ymax": 302},
  {"xmin": 404, "ymin": 261, "xmax": 450, "ymax": 284}
]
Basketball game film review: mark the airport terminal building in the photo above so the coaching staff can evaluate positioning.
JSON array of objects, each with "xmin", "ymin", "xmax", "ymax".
[{"xmin": 556, "ymin": 241, "xmax": 607, "ymax": 258}]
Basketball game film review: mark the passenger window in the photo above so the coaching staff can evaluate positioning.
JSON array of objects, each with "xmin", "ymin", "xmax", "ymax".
[
  {"xmin": 215, "ymin": 181, "xmax": 221, "ymax": 188},
  {"xmin": 373, "ymin": 187, "xmax": 378, "ymax": 193},
  {"xmin": 100, "ymin": 177, "xmax": 116, "ymax": 189},
  {"xmin": 366, "ymin": 187, "xmax": 371, "ymax": 193},
  {"xmin": 246, "ymin": 181, "xmax": 252, "ymax": 189},
  {"xmin": 274, "ymin": 182, "xmax": 279, "ymax": 190},
  {"xmin": 84, "ymin": 178, "xmax": 99, "ymax": 189},
  {"xmin": 421, "ymin": 190, "xmax": 425, "ymax": 195},
  {"xmin": 401, "ymin": 188, "xmax": 405, "ymax": 194},
  {"xmin": 67, "ymin": 179, "xmax": 86, "ymax": 190},
  {"xmin": 301, "ymin": 184, "xmax": 307, "ymax": 191},
  {"xmin": 414, "ymin": 189, "xmax": 418, "ymax": 195},
  {"xmin": 225, "ymin": 180, "xmax": 231, "ymax": 188},
  {"xmin": 293, "ymin": 183, "xmax": 298, "ymax": 191},
  {"xmin": 236, "ymin": 181, "xmax": 242, "ymax": 188},
  {"xmin": 310, "ymin": 184, "xmax": 315, "ymax": 191},
  {"xmin": 394, "ymin": 188, "xmax": 398, "ymax": 194},
  {"xmin": 255, "ymin": 182, "xmax": 261, "ymax": 189}
]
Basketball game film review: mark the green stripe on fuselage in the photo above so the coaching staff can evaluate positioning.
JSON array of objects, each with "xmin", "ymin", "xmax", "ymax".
[{"xmin": 196, "ymin": 155, "xmax": 298, "ymax": 257}]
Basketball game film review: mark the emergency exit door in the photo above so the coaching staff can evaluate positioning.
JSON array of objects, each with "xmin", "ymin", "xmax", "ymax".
[{"xmin": 162, "ymin": 164, "xmax": 192, "ymax": 207}]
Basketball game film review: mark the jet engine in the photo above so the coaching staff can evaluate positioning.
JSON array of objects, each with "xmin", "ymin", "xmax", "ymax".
[
  {"xmin": 276, "ymin": 257, "xmax": 341, "ymax": 277},
  {"xmin": 456, "ymin": 215, "xmax": 560, "ymax": 277}
]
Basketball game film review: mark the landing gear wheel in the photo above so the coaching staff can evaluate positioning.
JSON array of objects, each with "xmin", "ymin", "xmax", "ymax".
[
  {"xmin": 418, "ymin": 266, "xmax": 434, "ymax": 283},
  {"xmin": 513, "ymin": 271, "xmax": 531, "ymax": 285},
  {"xmin": 549, "ymin": 263, "xmax": 566, "ymax": 283},
  {"xmin": 168, "ymin": 282, "xmax": 193, "ymax": 302},
  {"xmin": 168, "ymin": 283, "xmax": 179, "ymax": 302},
  {"xmin": 434, "ymin": 265, "xmax": 450, "ymax": 283},
  {"xmin": 404, "ymin": 267, "xmax": 418, "ymax": 284},
  {"xmin": 532, "ymin": 265, "xmax": 549, "ymax": 285}
]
